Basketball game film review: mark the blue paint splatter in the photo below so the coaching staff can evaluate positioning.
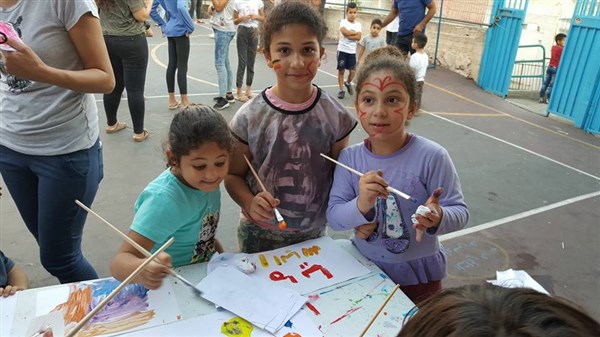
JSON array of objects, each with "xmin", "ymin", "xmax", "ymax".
[{"xmin": 284, "ymin": 320, "xmax": 293, "ymax": 328}]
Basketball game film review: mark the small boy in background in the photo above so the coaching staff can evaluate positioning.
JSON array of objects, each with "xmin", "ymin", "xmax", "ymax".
[
  {"xmin": 539, "ymin": 33, "xmax": 566, "ymax": 104},
  {"xmin": 409, "ymin": 33, "xmax": 428, "ymax": 112},
  {"xmin": 337, "ymin": 2, "xmax": 361, "ymax": 99},
  {"xmin": 357, "ymin": 18, "xmax": 386, "ymax": 66}
]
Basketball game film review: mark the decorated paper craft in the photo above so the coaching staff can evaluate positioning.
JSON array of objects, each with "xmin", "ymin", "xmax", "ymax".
[
  {"xmin": 120, "ymin": 308, "xmax": 322, "ymax": 337},
  {"xmin": 208, "ymin": 236, "xmax": 371, "ymax": 295},
  {"xmin": 0, "ymin": 21, "xmax": 23, "ymax": 51},
  {"xmin": 198, "ymin": 266, "xmax": 307, "ymax": 334},
  {"xmin": 12, "ymin": 277, "xmax": 182, "ymax": 337}
]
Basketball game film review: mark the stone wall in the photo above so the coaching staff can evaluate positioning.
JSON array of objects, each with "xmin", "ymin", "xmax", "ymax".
[{"xmin": 323, "ymin": 8, "xmax": 487, "ymax": 80}]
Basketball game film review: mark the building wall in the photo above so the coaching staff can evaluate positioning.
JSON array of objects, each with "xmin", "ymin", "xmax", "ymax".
[{"xmin": 323, "ymin": 8, "xmax": 487, "ymax": 80}]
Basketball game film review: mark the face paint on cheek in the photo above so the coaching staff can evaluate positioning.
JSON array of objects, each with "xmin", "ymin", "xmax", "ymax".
[
  {"xmin": 272, "ymin": 59, "xmax": 282, "ymax": 71},
  {"xmin": 358, "ymin": 109, "xmax": 367, "ymax": 119},
  {"xmin": 306, "ymin": 59, "xmax": 318, "ymax": 77}
]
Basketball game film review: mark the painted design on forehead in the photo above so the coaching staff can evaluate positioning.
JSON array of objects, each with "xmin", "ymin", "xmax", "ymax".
[
  {"xmin": 272, "ymin": 59, "xmax": 282, "ymax": 71},
  {"xmin": 363, "ymin": 75, "xmax": 406, "ymax": 92}
]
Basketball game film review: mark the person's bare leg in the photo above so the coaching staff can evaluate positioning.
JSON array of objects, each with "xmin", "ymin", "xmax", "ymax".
[{"xmin": 180, "ymin": 94, "xmax": 190, "ymax": 108}]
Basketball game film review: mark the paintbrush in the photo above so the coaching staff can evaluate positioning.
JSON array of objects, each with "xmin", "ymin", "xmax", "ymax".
[
  {"xmin": 66, "ymin": 238, "xmax": 174, "ymax": 337},
  {"xmin": 75, "ymin": 200, "xmax": 203, "ymax": 296},
  {"xmin": 358, "ymin": 284, "xmax": 400, "ymax": 337},
  {"xmin": 320, "ymin": 153, "xmax": 417, "ymax": 203},
  {"xmin": 242, "ymin": 154, "xmax": 288, "ymax": 230}
]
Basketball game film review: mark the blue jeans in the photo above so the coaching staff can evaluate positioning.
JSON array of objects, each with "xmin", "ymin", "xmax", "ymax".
[
  {"xmin": 0, "ymin": 139, "xmax": 103, "ymax": 283},
  {"xmin": 540, "ymin": 66, "xmax": 557, "ymax": 98},
  {"xmin": 214, "ymin": 29, "xmax": 235, "ymax": 97}
]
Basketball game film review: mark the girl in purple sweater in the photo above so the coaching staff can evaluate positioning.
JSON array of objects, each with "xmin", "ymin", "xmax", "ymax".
[{"xmin": 327, "ymin": 46, "xmax": 469, "ymax": 303}]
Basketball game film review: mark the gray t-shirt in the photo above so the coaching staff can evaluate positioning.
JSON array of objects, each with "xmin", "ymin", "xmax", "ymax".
[
  {"xmin": 359, "ymin": 34, "xmax": 386, "ymax": 56},
  {"xmin": 0, "ymin": 0, "xmax": 99, "ymax": 156},
  {"xmin": 99, "ymin": 0, "xmax": 146, "ymax": 36}
]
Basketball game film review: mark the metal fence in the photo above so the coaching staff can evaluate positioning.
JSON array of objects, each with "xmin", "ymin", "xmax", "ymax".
[{"xmin": 509, "ymin": 44, "xmax": 546, "ymax": 91}]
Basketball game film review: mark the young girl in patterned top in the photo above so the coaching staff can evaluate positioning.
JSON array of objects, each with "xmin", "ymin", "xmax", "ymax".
[
  {"xmin": 225, "ymin": 1, "xmax": 357, "ymax": 253},
  {"xmin": 327, "ymin": 46, "xmax": 469, "ymax": 303}
]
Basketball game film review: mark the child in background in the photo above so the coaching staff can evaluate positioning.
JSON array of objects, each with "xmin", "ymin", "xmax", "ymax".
[
  {"xmin": 111, "ymin": 105, "xmax": 233, "ymax": 290},
  {"xmin": 337, "ymin": 2, "xmax": 361, "ymax": 99},
  {"xmin": 0, "ymin": 249, "xmax": 28, "ymax": 297},
  {"xmin": 409, "ymin": 33, "xmax": 428, "ymax": 112},
  {"xmin": 233, "ymin": 0, "xmax": 265, "ymax": 102},
  {"xmin": 327, "ymin": 46, "xmax": 469, "ymax": 303},
  {"xmin": 225, "ymin": 1, "xmax": 357, "ymax": 253},
  {"xmin": 539, "ymin": 33, "xmax": 566, "ymax": 104},
  {"xmin": 398, "ymin": 284, "xmax": 600, "ymax": 337},
  {"xmin": 357, "ymin": 18, "xmax": 386, "ymax": 66}
]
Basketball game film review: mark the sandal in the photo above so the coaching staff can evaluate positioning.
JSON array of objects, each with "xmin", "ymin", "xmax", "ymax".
[
  {"xmin": 133, "ymin": 130, "xmax": 149, "ymax": 142},
  {"xmin": 236, "ymin": 95, "xmax": 249, "ymax": 102},
  {"xmin": 168, "ymin": 102, "xmax": 181, "ymax": 110},
  {"xmin": 106, "ymin": 121, "xmax": 127, "ymax": 134}
]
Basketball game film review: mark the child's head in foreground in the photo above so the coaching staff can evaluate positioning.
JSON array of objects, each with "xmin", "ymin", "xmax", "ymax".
[
  {"xmin": 398, "ymin": 284, "xmax": 600, "ymax": 337},
  {"xmin": 354, "ymin": 46, "xmax": 417, "ymax": 147},
  {"xmin": 166, "ymin": 104, "xmax": 234, "ymax": 192}
]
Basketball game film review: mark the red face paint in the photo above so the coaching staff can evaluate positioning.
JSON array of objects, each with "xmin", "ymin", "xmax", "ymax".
[
  {"xmin": 363, "ymin": 76, "xmax": 406, "ymax": 92},
  {"xmin": 306, "ymin": 59, "xmax": 318, "ymax": 77},
  {"xmin": 272, "ymin": 59, "xmax": 281, "ymax": 71}
]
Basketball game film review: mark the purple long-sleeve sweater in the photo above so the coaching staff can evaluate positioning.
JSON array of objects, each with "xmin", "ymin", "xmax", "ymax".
[{"xmin": 327, "ymin": 135, "xmax": 469, "ymax": 285}]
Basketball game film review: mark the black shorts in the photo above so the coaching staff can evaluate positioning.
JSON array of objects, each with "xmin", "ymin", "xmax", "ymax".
[{"xmin": 337, "ymin": 51, "xmax": 357, "ymax": 70}]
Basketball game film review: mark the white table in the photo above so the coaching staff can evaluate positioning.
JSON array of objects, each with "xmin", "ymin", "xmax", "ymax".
[{"xmin": 8, "ymin": 239, "xmax": 415, "ymax": 336}]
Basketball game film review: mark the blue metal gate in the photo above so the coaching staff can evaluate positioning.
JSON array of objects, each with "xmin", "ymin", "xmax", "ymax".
[
  {"xmin": 478, "ymin": 0, "xmax": 529, "ymax": 97},
  {"xmin": 548, "ymin": 0, "xmax": 600, "ymax": 134}
]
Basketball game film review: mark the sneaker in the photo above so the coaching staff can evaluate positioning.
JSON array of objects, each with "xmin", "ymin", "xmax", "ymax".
[
  {"xmin": 338, "ymin": 90, "xmax": 345, "ymax": 99},
  {"xmin": 225, "ymin": 93, "xmax": 235, "ymax": 103},
  {"xmin": 344, "ymin": 81, "xmax": 354, "ymax": 95},
  {"xmin": 213, "ymin": 97, "xmax": 230, "ymax": 110},
  {"xmin": 538, "ymin": 97, "xmax": 544, "ymax": 103},
  {"xmin": 544, "ymin": 96, "xmax": 549, "ymax": 104}
]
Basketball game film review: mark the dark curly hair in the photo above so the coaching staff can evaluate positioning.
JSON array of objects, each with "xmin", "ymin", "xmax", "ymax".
[
  {"xmin": 261, "ymin": 0, "xmax": 327, "ymax": 54},
  {"xmin": 355, "ymin": 45, "xmax": 416, "ymax": 110},
  {"xmin": 399, "ymin": 284, "xmax": 600, "ymax": 337},
  {"xmin": 166, "ymin": 104, "xmax": 235, "ymax": 166}
]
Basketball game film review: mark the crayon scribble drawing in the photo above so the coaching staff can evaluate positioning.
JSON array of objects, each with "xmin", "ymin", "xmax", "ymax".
[{"xmin": 35, "ymin": 278, "xmax": 181, "ymax": 337}]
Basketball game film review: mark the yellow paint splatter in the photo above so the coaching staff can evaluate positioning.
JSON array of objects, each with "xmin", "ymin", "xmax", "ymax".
[{"xmin": 221, "ymin": 317, "xmax": 253, "ymax": 337}]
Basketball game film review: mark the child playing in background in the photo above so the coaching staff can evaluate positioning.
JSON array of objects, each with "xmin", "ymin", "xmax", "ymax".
[
  {"xmin": 337, "ymin": 2, "xmax": 361, "ymax": 99},
  {"xmin": 111, "ymin": 105, "xmax": 233, "ymax": 290},
  {"xmin": 327, "ymin": 46, "xmax": 469, "ymax": 303},
  {"xmin": 225, "ymin": 1, "xmax": 357, "ymax": 253},
  {"xmin": 357, "ymin": 18, "xmax": 386, "ymax": 66},
  {"xmin": 409, "ymin": 33, "xmax": 428, "ymax": 112},
  {"xmin": 539, "ymin": 33, "xmax": 566, "ymax": 104},
  {"xmin": 0, "ymin": 249, "xmax": 28, "ymax": 297}
]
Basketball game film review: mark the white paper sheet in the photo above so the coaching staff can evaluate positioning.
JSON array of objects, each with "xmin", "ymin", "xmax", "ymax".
[
  {"xmin": 208, "ymin": 236, "xmax": 371, "ymax": 295},
  {"xmin": 198, "ymin": 266, "xmax": 306, "ymax": 333},
  {"xmin": 120, "ymin": 309, "xmax": 322, "ymax": 337},
  {"xmin": 487, "ymin": 269, "xmax": 550, "ymax": 295},
  {"xmin": 0, "ymin": 293, "xmax": 18, "ymax": 337}
]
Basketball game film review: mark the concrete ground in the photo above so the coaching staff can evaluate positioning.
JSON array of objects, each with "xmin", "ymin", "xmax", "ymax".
[{"xmin": 1, "ymin": 23, "xmax": 599, "ymax": 319}]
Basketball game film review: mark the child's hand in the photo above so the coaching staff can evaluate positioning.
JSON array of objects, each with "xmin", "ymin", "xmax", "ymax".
[
  {"xmin": 248, "ymin": 191, "xmax": 280, "ymax": 222},
  {"xmin": 355, "ymin": 222, "xmax": 377, "ymax": 239},
  {"xmin": 0, "ymin": 284, "xmax": 25, "ymax": 297},
  {"xmin": 357, "ymin": 170, "xmax": 388, "ymax": 216},
  {"xmin": 137, "ymin": 252, "xmax": 172, "ymax": 290},
  {"xmin": 1, "ymin": 36, "xmax": 47, "ymax": 82},
  {"xmin": 413, "ymin": 187, "xmax": 444, "ymax": 242}
]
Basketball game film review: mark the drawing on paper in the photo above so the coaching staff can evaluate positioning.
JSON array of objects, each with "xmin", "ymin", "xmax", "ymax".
[
  {"xmin": 50, "ymin": 279, "xmax": 155, "ymax": 337},
  {"xmin": 221, "ymin": 316, "xmax": 253, "ymax": 337}
]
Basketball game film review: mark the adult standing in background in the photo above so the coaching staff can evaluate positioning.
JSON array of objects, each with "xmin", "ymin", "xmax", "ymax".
[
  {"xmin": 386, "ymin": 16, "xmax": 399, "ymax": 46},
  {"xmin": 382, "ymin": 0, "xmax": 436, "ymax": 56},
  {"xmin": 210, "ymin": 0, "xmax": 237, "ymax": 110},
  {"xmin": 98, "ymin": 0, "xmax": 152, "ymax": 142},
  {"xmin": 189, "ymin": 0, "xmax": 204, "ymax": 23},
  {"xmin": 151, "ymin": 0, "xmax": 195, "ymax": 110},
  {"xmin": 0, "ymin": 0, "xmax": 114, "ymax": 283},
  {"xmin": 232, "ymin": 0, "xmax": 264, "ymax": 102}
]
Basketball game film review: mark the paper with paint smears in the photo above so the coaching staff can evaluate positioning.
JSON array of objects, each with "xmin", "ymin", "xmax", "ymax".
[
  {"xmin": 198, "ymin": 266, "xmax": 307, "ymax": 334},
  {"xmin": 12, "ymin": 277, "xmax": 182, "ymax": 337},
  {"xmin": 118, "ymin": 309, "xmax": 322, "ymax": 337}
]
